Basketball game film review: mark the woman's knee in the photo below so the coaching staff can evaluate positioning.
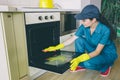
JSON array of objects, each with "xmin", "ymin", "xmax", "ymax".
[
  {"xmin": 75, "ymin": 37, "xmax": 86, "ymax": 53},
  {"xmin": 83, "ymin": 60, "xmax": 100, "ymax": 70},
  {"xmin": 83, "ymin": 61, "xmax": 92, "ymax": 68}
]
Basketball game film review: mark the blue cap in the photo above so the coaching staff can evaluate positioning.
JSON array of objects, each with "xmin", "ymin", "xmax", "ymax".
[{"xmin": 75, "ymin": 5, "xmax": 100, "ymax": 20}]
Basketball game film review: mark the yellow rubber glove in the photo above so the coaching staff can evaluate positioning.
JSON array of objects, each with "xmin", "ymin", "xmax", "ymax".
[
  {"xmin": 43, "ymin": 46, "xmax": 56, "ymax": 52},
  {"xmin": 43, "ymin": 43, "xmax": 64, "ymax": 52},
  {"xmin": 55, "ymin": 43, "xmax": 64, "ymax": 50},
  {"xmin": 70, "ymin": 53, "xmax": 90, "ymax": 71}
]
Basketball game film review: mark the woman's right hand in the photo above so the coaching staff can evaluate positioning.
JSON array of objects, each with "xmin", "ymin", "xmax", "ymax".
[
  {"xmin": 42, "ymin": 43, "xmax": 64, "ymax": 52},
  {"xmin": 42, "ymin": 46, "xmax": 56, "ymax": 52}
]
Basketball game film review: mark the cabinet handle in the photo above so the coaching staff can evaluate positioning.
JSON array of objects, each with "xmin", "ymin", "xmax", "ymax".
[{"xmin": 7, "ymin": 15, "xmax": 11, "ymax": 18}]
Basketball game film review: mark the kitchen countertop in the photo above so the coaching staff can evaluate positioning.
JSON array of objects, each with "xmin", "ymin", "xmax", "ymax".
[
  {"xmin": 0, "ymin": 5, "xmax": 17, "ymax": 12},
  {"xmin": 0, "ymin": 5, "xmax": 80, "ymax": 13},
  {"xmin": 16, "ymin": 7, "xmax": 80, "ymax": 13}
]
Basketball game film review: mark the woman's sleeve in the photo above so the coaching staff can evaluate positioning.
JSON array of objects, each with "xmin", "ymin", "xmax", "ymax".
[
  {"xmin": 99, "ymin": 28, "xmax": 110, "ymax": 45},
  {"xmin": 75, "ymin": 25, "xmax": 84, "ymax": 37}
]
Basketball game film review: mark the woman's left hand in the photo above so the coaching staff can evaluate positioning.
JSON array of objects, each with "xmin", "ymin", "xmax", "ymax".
[{"xmin": 70, "ymin": 53, "xmax": 90, "ymax": 71}]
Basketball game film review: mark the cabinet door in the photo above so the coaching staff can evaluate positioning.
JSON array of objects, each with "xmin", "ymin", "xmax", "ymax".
[
  {"xmin": 1, "ymin": 13, "xmax": 29, "ymax": 80},
  {"xmin": 12, "ymin": 13, "xmax": 29, "ymax": 79},
  {"xmin": 2, "ymin": 13, "xmax": 20, "ymax": 80}
]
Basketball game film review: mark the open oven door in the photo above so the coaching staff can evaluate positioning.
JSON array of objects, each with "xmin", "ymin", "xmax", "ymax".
[{"xmin": 25, "ymin": 21, "xmax": 75, "ymax": 74}]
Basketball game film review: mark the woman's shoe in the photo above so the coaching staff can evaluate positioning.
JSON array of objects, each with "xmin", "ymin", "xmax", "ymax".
[
  {"xmin": 100, "ymin": 67, "xmax": 111, "ymax": 77},
  {"xmin": 70, "ymin": 66, "xmax": 86, "ymax": 72}
]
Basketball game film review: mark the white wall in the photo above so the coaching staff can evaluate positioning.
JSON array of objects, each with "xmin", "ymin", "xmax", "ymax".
[
  {"xmin": 53, "ymin": 0, "xmax": 81, "ymax": 9},
  {"xmin": 90, "ymin": 0, "xmax": 101, "ymax": 10},
  {"xmin": 7, "ymin": 0, "xmax": 39, "ymax": 7},
  {"xmin": 0, "ymin": 0, "xmax": 39, "ymax": 7},
  {"xmin": 53, "ymin": 0, "xmax": 101, "ymax": 10},
  {"xmin": 0, "ymin": 0, "xmax": 101, "ymax": 10},
  {"xmin": 0, "ymin": 0, "xmax": 8, "ymax": 5}
]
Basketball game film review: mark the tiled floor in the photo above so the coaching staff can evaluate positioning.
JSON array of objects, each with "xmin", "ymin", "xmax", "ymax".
[{"xmin": 29, "ymin": 66, "xmax": 47, "ymax": 80}]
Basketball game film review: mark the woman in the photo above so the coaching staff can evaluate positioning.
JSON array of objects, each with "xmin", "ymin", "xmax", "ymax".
[{"xmin": 43, "ymin": 5, "xmax": 118, "ymax": 77}]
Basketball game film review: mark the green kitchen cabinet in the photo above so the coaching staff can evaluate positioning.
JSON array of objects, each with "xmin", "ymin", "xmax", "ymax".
[{"xmin": 0, "ymin": 12, "xmax": 29, "ymax": 80}]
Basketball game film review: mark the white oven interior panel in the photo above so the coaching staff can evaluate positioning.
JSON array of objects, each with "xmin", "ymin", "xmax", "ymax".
[{"xmin": 60, "ymin": 32, "xmax": 75, "ymax": 51}]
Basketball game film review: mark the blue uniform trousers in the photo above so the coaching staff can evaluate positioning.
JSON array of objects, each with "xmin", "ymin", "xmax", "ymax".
[{"xmin": 75, "ymin": 37, "xmax": 117, "ymax": 72}]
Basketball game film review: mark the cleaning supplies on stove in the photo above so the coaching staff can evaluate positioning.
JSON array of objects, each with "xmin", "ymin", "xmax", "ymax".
[{"xmin": 39, "ymin": 0, "xmax": 54, "ymax": 8}]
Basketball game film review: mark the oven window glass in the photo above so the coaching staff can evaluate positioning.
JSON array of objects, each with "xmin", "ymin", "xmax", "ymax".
[
  {"xmin": 64, "ymin": 14, "xmax": 76, "ymax": 31},
  {"xmin": 60, "ymin": 13, "xmax": 77, "ymax": 35}
]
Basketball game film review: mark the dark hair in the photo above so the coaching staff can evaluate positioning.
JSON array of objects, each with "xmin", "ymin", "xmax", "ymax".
[{"xmin": 99, "ymin": 14, "xmax": 116, "ymax": 40}]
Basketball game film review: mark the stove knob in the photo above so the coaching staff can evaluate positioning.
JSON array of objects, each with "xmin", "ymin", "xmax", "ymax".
[
  {"xmin": 38, "ymin": 16, "xmax": 43, "ymax": 20},
  {"xmin": 45, "ymin": 16, "xmax": 48, "ymax": 20},
  {"xmin": 50, "ymin": 15, "xmax": 54, "ymax": 19}
]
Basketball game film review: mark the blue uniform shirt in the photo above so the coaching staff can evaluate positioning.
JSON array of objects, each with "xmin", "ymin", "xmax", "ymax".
[
  {"xmin": 75, "ymin": 22, "xmax": 111, "ymax": 46},
  {"xmin": 75, "ymin": 22, "xmax": 118, "ymax": 61}
]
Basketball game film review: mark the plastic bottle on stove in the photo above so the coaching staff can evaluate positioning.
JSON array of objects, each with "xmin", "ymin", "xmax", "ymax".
[{"xmin": 39, "ymin": 0, "xmax": 54, "ymax": 8}]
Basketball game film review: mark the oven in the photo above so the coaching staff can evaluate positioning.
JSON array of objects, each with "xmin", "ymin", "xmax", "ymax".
[
  {"xmin": 60, "ymin": 12, "xmax": 80, "ymax": 36},
  {"xmin": 24, "ymin": 12, "xmax": 74, "ymax": 74}
]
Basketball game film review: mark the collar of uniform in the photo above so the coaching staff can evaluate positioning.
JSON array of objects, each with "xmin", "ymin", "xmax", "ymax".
[{"xmin": 94, "ymin": 22, "xmax": 101, "ymax": 33}]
